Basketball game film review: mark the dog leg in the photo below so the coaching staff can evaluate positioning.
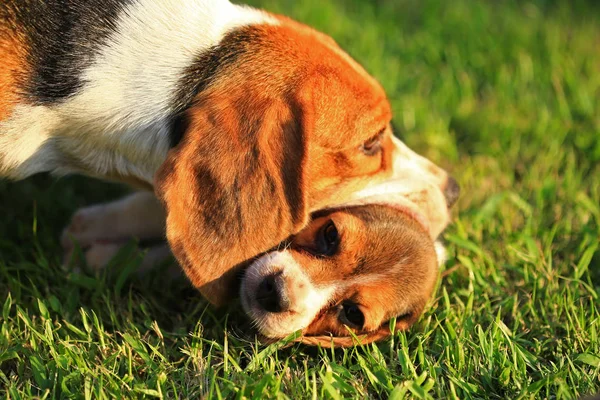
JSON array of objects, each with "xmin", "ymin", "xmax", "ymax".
[
  {"xmin": 61, "ymin": 191, "xmax": 169, "ymax": 271},
  {"xmin": 83, "ymin": 241, "xmax": 178, "ymax": 277},
  {"xmin": 61, "ymin": 191, "xmax": 165, "ymax": 248}
]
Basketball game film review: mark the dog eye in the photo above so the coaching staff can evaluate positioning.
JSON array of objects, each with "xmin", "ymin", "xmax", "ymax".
[
  {"xmin": 360, "ymin": 129, "xmax": 385, "ymax": 156},
  {"xmin": 339, "ymin": 302, "xmax": 364, "ymax": 328},
  {"xmin": 314, "ymin": 220, "xmax": 339, "ymax": 256}
]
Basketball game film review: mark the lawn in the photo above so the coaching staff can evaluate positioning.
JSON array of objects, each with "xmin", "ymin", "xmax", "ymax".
[{"xmin": 1, "ymin": 0, "xmax": 599, "ymax": 398}]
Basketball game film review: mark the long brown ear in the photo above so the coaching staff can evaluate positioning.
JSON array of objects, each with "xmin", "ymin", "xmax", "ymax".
[{"xmin": 155, "ymin": 90, "xmax": 312, "ymax": 306}]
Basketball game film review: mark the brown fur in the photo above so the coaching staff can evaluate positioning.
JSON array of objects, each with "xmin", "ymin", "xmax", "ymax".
[
  {"xmin": 294, "ymin": 206, "xmax": 438, "ymax": 344},
  {"xmin": 156, "ymin": 20, "xmax": 396, "ymax": 305},
  {"xmin": 244, "ymin": 204, "xmax": 439, "ymax": 347},
  {"xmin": 1, "ymin": 1, "xmax": 456, "ymax": 333},
  {"xmin": 0, "ymin": 8, "xmax": 28, "ymax": 121}
]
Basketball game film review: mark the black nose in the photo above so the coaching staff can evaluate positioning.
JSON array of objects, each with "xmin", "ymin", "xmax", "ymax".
[
  {"xmin": 444, "ymin": 176, "xmax": 460, "ymax": 207},
  {"xmin": 256, "ymin": 273, "xmax": 290, "ymax": 313}
]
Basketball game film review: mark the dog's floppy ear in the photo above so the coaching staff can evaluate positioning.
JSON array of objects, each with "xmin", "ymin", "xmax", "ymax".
[{"xmin": 155, "ymin": 89, "xmax": 313, "ymax": 306}]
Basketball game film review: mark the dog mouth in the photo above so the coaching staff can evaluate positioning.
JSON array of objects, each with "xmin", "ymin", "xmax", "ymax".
[{"xmin": 239, "ymin": 278, "xmax": 293, "ymax": 338}]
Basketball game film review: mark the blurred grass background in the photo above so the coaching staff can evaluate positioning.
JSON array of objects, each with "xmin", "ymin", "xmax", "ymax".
[{"xmin": 1, "ymin": 0, "xmax": 599, "ymax": 398}]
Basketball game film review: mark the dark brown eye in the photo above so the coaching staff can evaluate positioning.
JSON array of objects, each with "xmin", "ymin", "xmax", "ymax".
[
  {"xmin": 360, "ymin": 129, "xmax": 385, "ymax": 156},
  {"xmin": 339, "ymin": 302, "xmax": 364, "ymax": 328},
  {"xmin": 314, "ymin": 220, "xmax": 339, "ymax": 256}
]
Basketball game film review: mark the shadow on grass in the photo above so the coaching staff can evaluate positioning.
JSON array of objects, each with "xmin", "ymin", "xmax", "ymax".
[{"xmin": 0, "ymin": 174, "xmax": 262, "ymax": 350}]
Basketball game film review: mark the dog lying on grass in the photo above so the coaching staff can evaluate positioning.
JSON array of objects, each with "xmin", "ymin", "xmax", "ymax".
[
  {"xmin": 242, "ymin": 201, "xmax": 447, "ymax": 346},
  {"xmin": 64, "ymin": 184, "xmax": 451, "ymax": 346},
  {"xmin": 1, "ymin": 0, "xmax": 458, "ymax": 345}
]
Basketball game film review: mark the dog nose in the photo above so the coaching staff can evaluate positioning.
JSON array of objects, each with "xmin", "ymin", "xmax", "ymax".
[
  {"xmin": 256, "ymin": 273, "xmax": 290, "ymax": 313},
  {"xmin": 444, "ymin": 176, "xmax": 460, "ymax": 207}
]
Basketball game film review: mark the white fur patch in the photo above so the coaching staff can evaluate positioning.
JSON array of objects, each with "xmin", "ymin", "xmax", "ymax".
[
  {"xmin": 434, "ymin": 241, "xmax": 447, "ymax": 267},
  {"xmin": 240, "ymin": 251, "xmax": 335, "ymax": 338},
  {"xmin": 1, "ymin": 0, "xmax": 276, "ymax": 182},
  {"xmin": 62, "ymin": 0, "xmax": 276, "ymax": 130},
  {"xmin": 0, "ymin": 105, "xmax": 61, "ymax": 178}
]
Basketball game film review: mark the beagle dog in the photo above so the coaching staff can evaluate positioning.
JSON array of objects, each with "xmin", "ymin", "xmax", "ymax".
[
  {"xmin": 1, "ymin": 0, "xmax": 459, "ymax": 306},
  {"xmin": 242, "ymin": 193, "xmax": 448, "ymax": 347},
  {"xmin": 65, "ymin": 183, "xmax": 450, "ymax": 346}
]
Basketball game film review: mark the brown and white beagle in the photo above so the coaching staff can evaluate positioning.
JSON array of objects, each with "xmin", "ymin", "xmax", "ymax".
[
  {"xmin": 65, "ymin": 189, "xmax": 447, "ymax": 346},
  {"xmin": 242, "ymin": 191, "xmax": 448, "ymax": 347},
  {"xmin": 1, "ymin": 1, "xmax": 458, "ymax": 310}
]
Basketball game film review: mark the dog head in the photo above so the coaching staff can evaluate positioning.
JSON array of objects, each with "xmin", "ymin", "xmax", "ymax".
[
  {"xmin": 240, "ymin": 202, "xmax": 443, "ymax": 346},
  {"xmin": 155, "ymin": 16, "xmax": 458, "ymax": 306}
]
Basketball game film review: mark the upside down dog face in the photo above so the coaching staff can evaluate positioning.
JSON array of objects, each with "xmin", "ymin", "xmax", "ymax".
[
  {"xmin": 240, "ymin": 203, "xmax": 441, "ymax": 346},
  {"xmin": 156, "ymin": 16, "xmax": 457, "ymax": 306}
]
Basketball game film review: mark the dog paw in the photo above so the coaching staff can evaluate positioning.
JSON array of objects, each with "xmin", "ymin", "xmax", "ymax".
[
  {"xmin": 61, "ymin": 204, "xmax": 119, "ymax": 252},
  {"xmin": 85, "ymin": 242, "xmax": 125, "ymax": 270},
  {"xmin": 64, "ymin": 241, "xmax": 125, "ymax": 272},
  {"xmin": 61, "ymin": 193, "xmax": 168, "ymax": 273},
  {"xmin": 64, "ymin": 239, "xmax": 177, "ymax": 277}
]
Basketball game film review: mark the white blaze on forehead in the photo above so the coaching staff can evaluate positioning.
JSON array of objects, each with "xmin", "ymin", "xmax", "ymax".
[{"xmin": 241, "ymin": 251, "xmax": 335, "ymax": 338}]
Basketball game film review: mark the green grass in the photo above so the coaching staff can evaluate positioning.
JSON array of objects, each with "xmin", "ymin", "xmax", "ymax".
[{"xmin": 2, "ymin": 0, "xmax": 600, "ymax": 398}]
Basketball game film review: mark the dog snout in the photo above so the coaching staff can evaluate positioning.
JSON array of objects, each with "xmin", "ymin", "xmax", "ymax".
[
  {"xmin": 444, "ymin": 176, "xmax": 460, "ymax": 207},
  {"xmin": 256, "ymin": 272, "xmax": 290, "ymax": 313}
]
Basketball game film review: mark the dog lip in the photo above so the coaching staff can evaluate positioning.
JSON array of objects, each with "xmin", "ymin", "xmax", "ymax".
[{"xmin": 323, "ymin": 183, "xmax": 435, "ymax": 235}]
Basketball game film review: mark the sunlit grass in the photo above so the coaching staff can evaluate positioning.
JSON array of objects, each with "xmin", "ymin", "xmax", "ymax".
[{"xmin": 1, "ymin": 0, "xmax": 599, "ymax": 398}]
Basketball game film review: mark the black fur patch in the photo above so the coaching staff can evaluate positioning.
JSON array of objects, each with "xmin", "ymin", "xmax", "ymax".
[
  {"xmin": 168, "ymin": 112, "xmax": 189, "ymax": 148},
  {"xmin": 6, "ymin": 0, "xmax": 132, "ymax": 103},
  {"xmin": 172, "ymin": 26, "xmax": 263, "ymax": 113},
  {"xmin": 195, "ymin": 166, "xmax": 226, "ymax": 237},
  {"xmin": 167, "ymin": 26, "xmax": 263, "ymax": 148},
  {"xmin": 280, "ymin": 100, "xmax": 306, "ymax": 226},
  {"xmin": 350, "ymin": 256, "xmax": 369, "ymax": 277},
  {"xmin": 194, "ymin": 164, "xmax": 244, "ymax": 239}
]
